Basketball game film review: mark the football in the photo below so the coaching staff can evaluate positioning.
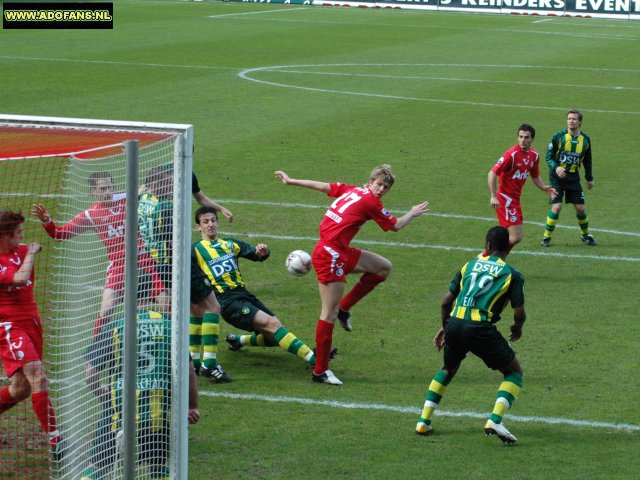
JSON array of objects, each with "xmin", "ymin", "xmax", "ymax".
[{"xmin": 285, "ymin": 250, "xmax": 312, "ymax": 276}]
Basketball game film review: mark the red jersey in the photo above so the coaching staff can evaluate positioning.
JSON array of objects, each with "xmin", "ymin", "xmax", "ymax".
[
  {"xmin": 0, "ymin": 244, "xmax": 38, "ymax": 318},
  {"xmin": 43, "ymin": 193, "xmax": 143, "ymax": 264},
  {"xmin": 319, "ymin": 183, "xmax": 397, "ymax": 249},
  {"xmin": 491, "ymin": 145, "xmax": 540, "ymax": 201}
]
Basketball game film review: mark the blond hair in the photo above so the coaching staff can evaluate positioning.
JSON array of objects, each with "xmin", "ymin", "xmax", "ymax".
[{"xmin": 368, "ymin": 164, "xmax": 395, "ymax": 188}]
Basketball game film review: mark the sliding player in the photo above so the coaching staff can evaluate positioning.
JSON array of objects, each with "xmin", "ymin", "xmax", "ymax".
[{"xmin": 193, "ymin": 207, "xmax": 317, "ymax": 372}]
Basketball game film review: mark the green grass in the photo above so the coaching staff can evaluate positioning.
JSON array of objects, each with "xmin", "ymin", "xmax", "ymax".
[{"xmin": 2, "ymin": 1, "xmax": 639, "ymax": 478}]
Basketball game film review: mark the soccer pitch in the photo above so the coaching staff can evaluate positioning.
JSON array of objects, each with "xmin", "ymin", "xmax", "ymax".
[{"xmin": 2, "ymin": 1, "xmax": 639, "ymax": 478}]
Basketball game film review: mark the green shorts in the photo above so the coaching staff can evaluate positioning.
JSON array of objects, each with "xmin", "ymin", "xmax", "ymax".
[
  {"xmin": 443, "ymin": 317, "xmax": 515, "ymax": 371},
  {"xmin": 190, "ymin": 257, "xmax": 213, "ymax": 304},
  {"xmin": 549, "ymin": 175, "xmax": 585, "ymax": 205},
  {"xmin": 219, "ymin": 287, "xmax": 274, "ymax": 332}
]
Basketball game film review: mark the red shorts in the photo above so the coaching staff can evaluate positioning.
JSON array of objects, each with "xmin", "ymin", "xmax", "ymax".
[
  {"xmin": 495, "ymin": 193, "xmax": 523, "ymax": 228},
  {"xmin": 312, "ymin": 241, "xmax": 361, "ymax": 284},
  {"xmin": 0, "ymin": 316, "xmax": 43, "ymax": 378},
  {"xmin": 105, "ymin": 258, "xmax": 165, "ymax": 298}
]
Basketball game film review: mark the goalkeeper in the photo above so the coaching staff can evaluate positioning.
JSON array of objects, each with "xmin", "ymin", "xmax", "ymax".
[{"xmin": 32, "ymin": 171, "xmax": 169, "ymax": 336}]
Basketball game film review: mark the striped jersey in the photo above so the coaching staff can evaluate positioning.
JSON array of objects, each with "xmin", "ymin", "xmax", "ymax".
[
  {"xmin": 192, "ymin": 238, "xmax": 268, "ymax": 296},
  {"xmin": 448, "ymin": 256, "xmax": 524, "ymax": 323},
  {"xmin": 138, "ymin": 192, "xmax": 173, "ymax": 266},
  {"xmin": 546, "ymin": 128, "xmax": 593, "ymax": 181},
  {"xmin": 86, "ymin": 309, "xmax": 171, "ymax": 426}
]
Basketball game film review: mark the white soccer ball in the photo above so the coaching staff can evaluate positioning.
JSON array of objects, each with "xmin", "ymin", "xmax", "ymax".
[{"xmin": 285, "ymin": 250, "xmax": 312, "ymax": 277}]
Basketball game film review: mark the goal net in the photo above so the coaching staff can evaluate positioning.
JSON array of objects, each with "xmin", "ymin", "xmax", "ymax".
[{"xmin": 0, "ymin": 115, "xmax": 192, "ymax": 480}]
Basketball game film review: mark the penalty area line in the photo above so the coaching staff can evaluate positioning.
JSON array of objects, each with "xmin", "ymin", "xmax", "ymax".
[{"xmin": 201, "ymin": 391, "xmax": 640, "ymax": 432}]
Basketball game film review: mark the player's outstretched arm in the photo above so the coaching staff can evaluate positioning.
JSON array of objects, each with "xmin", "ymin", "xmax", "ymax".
[
  {"xmin": 193, "ymin": 191, "xmax": 234, "ymax": 223},
  {"xmin": 391, "ymin": 201, "xmax": 429, "ymax": 231},
  {"xmin": 32, "ymin": 203, "xmax": 52, "ymax": 224},
  {"xmin": 31, "ymin": 203, "xmax": 86, "ymax": 240},
  {"xmin": 274, "ymin": 170, "xmax": 331, "ymax": 194}
]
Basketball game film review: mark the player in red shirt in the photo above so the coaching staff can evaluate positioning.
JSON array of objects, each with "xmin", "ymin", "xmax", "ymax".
[
  {"xmin": 0, "ymin": 211, "xmax": 64, "ymax": 459},
  {"xmin": 32, "ymin": 171, "xmax": 168, "ymax": 335},
  {"xmin": 275, "ymin": 166, "xmax": 429, "ymax": 385},
  {"xmin": 487, "ymin": 124, "xmax": 556, "ymax": 254}
]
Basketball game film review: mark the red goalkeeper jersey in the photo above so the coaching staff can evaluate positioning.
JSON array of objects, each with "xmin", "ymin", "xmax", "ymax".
[
  {"xmin": 319, "ymin": 183, "xmax": 397, "ymax": 249},
  {"xmin": 0, "ymin": 244, "xmax": 38, "ymax": 318},
  {"xmin": 43, "ymin": 192, "xmax": 145, "ymax": 264}
]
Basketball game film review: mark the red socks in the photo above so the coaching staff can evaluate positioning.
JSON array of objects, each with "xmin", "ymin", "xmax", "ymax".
[
  {"xmin": 314, "ymin": 320, "xmax": 335, "ymax": 375},
  {"xmin": 339, "ymin": 273, "xmax": 385, "ymax": 312},
  {"xmin": 31, "ymin": 391, "xmax": 60, "ymax": 444}
]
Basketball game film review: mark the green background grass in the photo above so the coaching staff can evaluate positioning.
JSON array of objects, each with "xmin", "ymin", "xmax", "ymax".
[{"xmin": 2, "ymin": 1, "xmax": 639, "ymax": 478}]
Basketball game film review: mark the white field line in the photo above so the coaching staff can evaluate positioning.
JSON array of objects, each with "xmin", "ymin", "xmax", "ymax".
[
  {"xmin": 265, "ymin": 67, "xmax": 640, "ymax": 92},
  {"xmin": 201, "ymin": 391, "xmax": 640, "ymax": 432},
  {"xmin": 207, "ymin": 7, "xmax": 310, "ymax": 18},
  {"xmin": 238, "ymin": 64, "xmax": 640, "ymax": 115},
  {"xmin": 219, "ymin": 198, "xmax": 640, "ymax": 238},
  {"xmin": 13, "ymin": 193, "xmax": 637, "ymax": 240},
  {"xmin": 1, "ymin": 56, "xmax": 638, "ymax": 78},
  {"xmin": 1, "ymin": 55, "xmax": 638, "ymax": 114},
  {"xmin": 6, "ymin": 193, "xmax": 638, "ymax": 261},
  {"xmin": 216, "ymin": 199, "xmax": 640, "ymax": 263},
  {"xmin": 220, "ymin": 230, "xmax": 640, "ymax": 263}
]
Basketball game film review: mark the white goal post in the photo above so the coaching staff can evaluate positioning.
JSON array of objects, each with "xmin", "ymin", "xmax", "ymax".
[{"xmin": 0, "ymin": 114, "xmax": 193, "ymax": 480}]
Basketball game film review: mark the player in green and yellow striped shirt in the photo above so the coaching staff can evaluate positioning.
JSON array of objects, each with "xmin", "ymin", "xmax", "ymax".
[
  {"xmin": 541, "ymin": 109, "xmax": 597, "ymax": 247},
  {"xmin": 82, "ymin": 271, "xmax": 202, "ymax": 480},
  {"xmin": 83, "ymin": 281, "xmax": 172, "ymax": 478},
  {"xmin": 138, "ymin": 165, "xmax": 173, "ymax": 286},
  {"xmin": 192, "ymin": 206, "xmax": 317, "ymax": 371},
  {"xmin": 415, "ymin": 226, "xmax": 527, "ymax": 444}
]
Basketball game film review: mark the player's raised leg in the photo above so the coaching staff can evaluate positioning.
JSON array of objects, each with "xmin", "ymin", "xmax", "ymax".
[{"xmin": 338, "ymin": 250, "xmax": 390, "ymax": 332}]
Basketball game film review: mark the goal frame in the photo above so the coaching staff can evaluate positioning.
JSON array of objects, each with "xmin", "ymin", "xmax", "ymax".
[{"xmin": 0, "ymin": 113, "xmax": 193, "ymax": 479}]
